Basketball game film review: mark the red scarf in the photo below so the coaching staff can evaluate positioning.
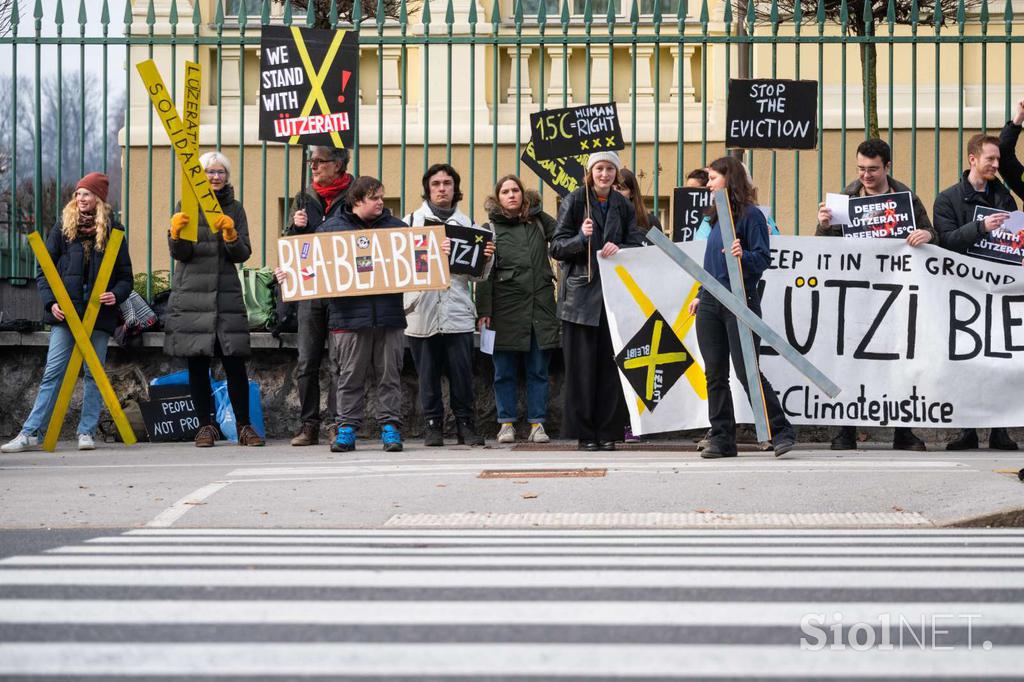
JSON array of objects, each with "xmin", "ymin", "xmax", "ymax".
[{"xmin": 313, "ymin": 174, "xmax": 353, "ymax": 212}]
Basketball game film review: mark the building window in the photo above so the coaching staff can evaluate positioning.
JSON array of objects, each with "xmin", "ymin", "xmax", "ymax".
[{"xmin": 519, "ymin": 0, "xmax": 675, "ymax": 19}]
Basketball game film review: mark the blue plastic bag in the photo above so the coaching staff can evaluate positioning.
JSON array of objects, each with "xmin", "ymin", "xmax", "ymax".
[
  {"xmin": 213, "ymin": 379, "xmax": 265, "ymax": 442},
  {"xmin": 149, "ymin": 369, "xmax": 191, "ymax": 387}
]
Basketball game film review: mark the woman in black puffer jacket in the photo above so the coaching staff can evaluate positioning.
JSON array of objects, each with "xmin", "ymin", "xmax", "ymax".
[{"xmin": 165, "ymin": 152, "xmax": 263, "ymax": 448}]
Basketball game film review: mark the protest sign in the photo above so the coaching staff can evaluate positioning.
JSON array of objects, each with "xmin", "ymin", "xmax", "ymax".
[
  {"xmin": 841, "ymin": 192, "xmax": 917, "ymax": 239},
  {"xmin": 444, "ymin": 224, "xmax": 493, "ymax": 277},
  {"xmin": 520, "ymin": 140, "xmax": 588, "ymax": 197},
  {"xmin": 671, "ymin": 187, "xmax": 713, "ymax": 241},
  {"xmin": 259, "ymin": 25, "xmax": 359, "ymax": 148},
  {"xmin": 529, "ymin": 102, "xmax": 624, "ymax": 161},
  {"xmin": 968, "ymin": 206, "xmax": 1024, "ymax": 266},
  {"xmin": 276, "ymin": 226, "xmax": 450, "ymax": 302},
  {"xmin": 726, "ymin": 79, "xmax": 818, "ymax": 150},
  {"xmin": 139, "ymin": 390, "xmax": 202, "ymax": 443},
  {"xmin": 601, "ymin": 237, "xmax": 1024, "ymax": 434}
]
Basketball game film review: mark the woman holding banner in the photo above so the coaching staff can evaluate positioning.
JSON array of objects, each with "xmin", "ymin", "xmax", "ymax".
[
  {"xmin": 550, "ymin": 151, "xmax": 646, "ymax": 451},
  {"xmin": 476, "ymin": 175, "xmax": 559, "ymax": 444},
  {"xmin": 1, "ymin": 173, "xmax": 134, "ymax": 453},
  {"xmin": 686, "ymin": 156, "xmax": 796, "ymax": 459},
  {"xmin": 165, "ymin": 152, "xmax": 264, "ymax": 448}
]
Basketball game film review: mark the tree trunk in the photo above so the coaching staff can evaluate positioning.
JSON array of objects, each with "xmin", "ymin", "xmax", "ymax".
[{"xmin": 858, "ymin": 38, "xmax": 880, "ymax": 140}]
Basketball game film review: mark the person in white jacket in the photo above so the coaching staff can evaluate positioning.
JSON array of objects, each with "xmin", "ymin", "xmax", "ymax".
[{"xmin": 404, "ymin": 163, "xmax": 495, "ymax": 447}]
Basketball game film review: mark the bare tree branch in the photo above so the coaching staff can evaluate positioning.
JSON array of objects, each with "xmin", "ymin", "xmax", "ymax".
[{"xmin": 272, "ymin": 0, "xmax": 418, "ymax": 29}]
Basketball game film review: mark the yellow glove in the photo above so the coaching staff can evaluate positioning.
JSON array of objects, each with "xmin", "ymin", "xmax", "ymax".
[
  {"xmin": 215, "ymin": 214, "xmax": 237, "ymax": 242},
  {"xmin": 170, "ymin": 212, "xmax": 189, "ymax": 240}
]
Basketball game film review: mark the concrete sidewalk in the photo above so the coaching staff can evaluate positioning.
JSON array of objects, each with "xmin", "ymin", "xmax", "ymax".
[{"xmin": 0, "ymin": 440, "xmax": 1021, "ymax": 529}]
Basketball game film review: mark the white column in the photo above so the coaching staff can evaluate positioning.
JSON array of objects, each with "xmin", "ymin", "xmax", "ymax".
[
  {"xmin": 629, "ymin": 45, "xmax": 656, "ymax": 102},
  {"xmin": 506, "ymin": 46, "xmax": 534, "ymax": 104},
  {"xmin": 669, "ymin": 44, "xmax": 697, "ymax": 104},
  {"xmin": 587, "ymin": 45, "xmax": 612, "ymax": 102},
  {"xmin": 379, "ymin": 46, "xmax": 404, "ymax": 106},
  {"xmin": 544, "ymin": 46, "xmax": 575, "ymax": 107}
]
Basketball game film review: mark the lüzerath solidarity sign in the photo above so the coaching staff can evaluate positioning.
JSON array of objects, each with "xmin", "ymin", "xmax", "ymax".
[{"xmin": 602, "ymin": 237, "xmax": 1024, "ymax": 434}]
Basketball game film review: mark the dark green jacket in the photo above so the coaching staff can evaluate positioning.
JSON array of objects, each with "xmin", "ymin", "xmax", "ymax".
[
  {"xmin": 164, "ymin": 184, "xmax": 252, "ymax": 357},
  {"xmin": 476, "ymin": 195, "xmax": 560, "ymax": 352}
]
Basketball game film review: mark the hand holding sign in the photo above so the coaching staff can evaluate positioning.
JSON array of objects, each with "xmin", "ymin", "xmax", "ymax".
[{"xmin": 443, "ymin": 224, "xmax": 494, "ymax": 277}]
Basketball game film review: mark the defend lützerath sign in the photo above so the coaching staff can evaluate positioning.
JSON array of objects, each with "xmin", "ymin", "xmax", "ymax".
[
  {"xmin": 726, "ymin": 79, "xmax": 818, "ymax": 150},
  {"xmin": 258, "ymin": 25, "xmax": 359, "ymax": 147},
  {"xmin": 276, "ymin": 226, "xmax": 451, "ymax": 302}
]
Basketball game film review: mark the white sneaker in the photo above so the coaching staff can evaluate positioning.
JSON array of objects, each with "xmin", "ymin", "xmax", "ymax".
[
  {"xmin": 77, "ymin": 433, "xmax": 95, "ymax": 451},
  {"xmin": 497, "ymin": 423, "xmax": 516, "ymax": 444},
  {"xmin": 528, "ymin": 423, "xmax": 550, "ymax": 443},
  {"xmin": 1, "ymin": 433, "xmax": 40, "ymax": 453}
]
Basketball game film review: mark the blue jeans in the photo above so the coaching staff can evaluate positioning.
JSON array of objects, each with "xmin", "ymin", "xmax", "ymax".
[
  {"xmin": 492, "ymin": 331, "xmax": 551, "ymax": 424},
  {"xmin": 22, "ymin": 325, "xmax": 111, "ymax": 438}
]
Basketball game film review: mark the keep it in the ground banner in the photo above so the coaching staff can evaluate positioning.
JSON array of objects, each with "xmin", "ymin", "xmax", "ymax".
[
  {"xmin": 600, "ymin": 238, "xmax": 1024, "ymax": 434},
  {"xmin": 276, "ymin": 226, "xmax": 450, "ymax": 302},
  {"xmin": 259, "ymin": 25, "xmax": 359, "ymax": 148}
]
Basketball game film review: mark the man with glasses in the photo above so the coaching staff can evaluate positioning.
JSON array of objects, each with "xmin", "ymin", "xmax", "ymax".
[
  {"xmin": 815, "ymin": 138, "xmax": 936, "ymax": 452},
  {"xmin": 275, "ymin": 146, "xmax": 354, "ymax": 446}
]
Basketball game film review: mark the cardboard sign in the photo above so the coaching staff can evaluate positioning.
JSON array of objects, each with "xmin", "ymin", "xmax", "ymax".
[
  {"xmin": 671, "ymin": 187, "xmax": 713, "ymax": 241},
  {"xmin": 841, "ymin": 192, "xmax": 917, "ymax": 239},
  {"xmin": 259, "ymin": 25, "xmax": 359, "ymax": 148},
  {"xmin": 444, "ymin": 224, "xmax": 493, "ymax": 277},
  {"xmin": 726, "ymin": 79, "xmax": 818, "ymax": 150},
  {"xmin": 529, "ymin": 102, "xmax": 624, "ymax": 161},
  {"xmin": 276, "ymin": 225, "xmax": 450, "ymax": 302},
  {"xmin": 139, "ymin": 390, "xmax": 203, "ymax": 442},
  {"xmin": 520, "ymin": 140, "xmax": 587, "ymax": 197},
  {"xmin": 968, "ymin": 206, "xmax": 1024, "ymax": 266},
  {"xmin": 136, "ymin": 59, "xmax": 224, "ymax": 229}
]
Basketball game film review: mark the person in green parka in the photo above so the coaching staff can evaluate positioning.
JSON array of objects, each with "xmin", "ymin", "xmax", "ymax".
[{"xmin": 476, "ymin": 175, "xmax": 560, "ymax": 444}]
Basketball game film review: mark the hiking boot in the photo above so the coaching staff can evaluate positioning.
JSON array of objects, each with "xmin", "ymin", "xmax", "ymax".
[
  {"xmin": 578, "ymin": 440, "xmax": 599, "ymax": 451},
  {"xmin": 194, "ymin": 425, "xmax": 217, "ymax": 448},
  {"xmin": 456, "ymin": 418, "xmax": 484, "ymax": 446},
  {"xmin": 381, "ymin": 424, "xmax": 403, "ymax": 452},
  {"xmin": 332, "ymin": 425, "xmax": 356, "ymax": 453},
  {"xmin": 946, "ymin": 428, "xmax": 979, "ymax": 450},
  {"xmin": 830, "ymin": 426, "xmax": 857, "ymax": 450},
  {"xmin": 290, "ymin": 423, "xmax": 319, "ymax": 446},
  {"xmin": 528, "ymin": 423, "xmax": 549, "ymax": 443},
  {"xmin": 598, "ymin": 440, "xmax": 616, "ymax": 451},
  {"xmin": 77, "ymin": 433, "xmax": 95, "ymax": 451},
  {"xmin": 696, "ymin": 429, "xmax": 712, "ymax": 452},
  {"xmin": 327, "ymin": 423, "xmax": 338, "ymax": 443},
  {"xmin": 497, "ymin": 423, "xmax": 516, "ymax": 444},
  {"xmin": 424, "ymin": 419, "xmax": 444, "ymax": 447},
  {"xmin": 773, "ymin": 434, "xmax": 796, "ymax": 457},
  {"xmin": 1, "ymin": 432, "xmax": 39, "ymax": 453},
  {"xmin": 238, "ymin": 425, "xmax": 265, "ymax": 447},
  {"xmin": 893, "ymin": 429, "xmax": 927, "ymax": 452},
  {"xmin": 989, "ymin": 428, "xmax": 1019, "ymax": 451},
  {"xmin": 700, "ymin": 444, "xmax": 737, "ymax": 459}
]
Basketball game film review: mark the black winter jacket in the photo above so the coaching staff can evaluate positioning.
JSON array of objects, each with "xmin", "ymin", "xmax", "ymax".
[
  {"xmin": 285, "ymin": 174, "xmax": 353, "ymax": 236},
  {"xmin": 933, "ymin": 171, "xmax": 1017, "ymax": 254},
  {"xmin": 549, "ymin": 186, "xmax": 645, "ymax": 326},
  {"xmin": 998, "ymin": 121, "xmax": 1024, "ymax": 202},
  {"xmin": 317, "ymin": 206, "xmax": 408, "ymax": 331},
  {"xmin": 37, "ymin": 220, "xmax": 134, "ymax": 334}
]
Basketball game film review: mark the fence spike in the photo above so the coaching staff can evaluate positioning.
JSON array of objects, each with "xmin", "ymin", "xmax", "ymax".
[
  {"xmin": 909, "ymin": 0, "xmax": 918, "ymax": 28},
  {"xmin": 582, "ymin": 0, "xmax": 592, "ymax": 27},
  {"xmin": 490, "ymin": 0, "xmax": 499, "ymax": 27},
  {"xmin": 377, "ymin": 0, "xmax": 387, "ymax": 28},
  {"xmin": 215, "ymin": 0, "xmax": 224, "ymax": 28},
  {"xmin": 561, "ymin": 0, "xmax": 571, "ymax": 29},
  {"xmin": 537, "ymin": 0, "xmax": 548, "ymax": 27},
  {"xmin": 468, "ymin": 0, "xmax": 478, "ymax": 23},
  {"xmin": 746, "ymin": 0, "xmax": 755, "ymax": 32},
  {"xmin": 721, "ymin": 0, "xmax": 730, "ymax": 26},
  {"xmin": 934, "ymin": 0, "xmax": 943, "ymax": 29},
  {"xmin": 33, "ymin": 0, "xmax": 41, "ymax": 22},
  {"xmin": 630, "ymin": 0, "xmax": 640, "ymax": 28},
  {"xmin": 122, "ymin": 0, "xmax": 132, "ymax": 29},
  {"xmin": 55, "ymin": 0, "xmax": 64, "ymax": 26},
  {"xmin": 676, "ymin": 0, "xmax": 686, "ymax": 27},
  {"xmin": 816, "ymin": 0, "xmax": 826, "ymax": 31},
  {"xmin": 261, "ymin": 0, "xmax": 270, "ymax": 25},
  {"xmin": 957, "ymin": 0, "xmax": 966, "ymax": 31},
  {"xmin": 238, "ymin": 0, "xmax": 248, "ymax": 28},
  {"xmin": 146, "ymin": 0, "xmax": 156, "ymax": 27},
  {"xmin": 1004, "ymin": 0, "xmax": 1014, "ymax": 25},
  {"xmin": 652, "ymin": 0, "xmax": 663, "ymax": 26},
  {"xmin": 169, "ymin": 0, "xmax": 178, "ymax": 26},
  {"xmin": 329, "ymin": 0, "xmax": 338, "ymax": 27},
  {"xmin": 423, "ymin": 0, "xmax": 432, "ymax": 26},
  {"xmin": 862, "ymin": 0, "xmax": 873, "ymax": 34},
  {"xmin": 839, "ymin": 0, "xmax": 848, "ymax": 33},
  {"xmin": 77, "ymin": 0, "xmax": 87, "ymax": 28},
  {"xmin": 886, "ymin": 0, "xmax": 895, "ymax": 32},
  {"xmin": 980, "ymin": 0, "xmax": 990, "ymax": 26},
  {"xmin": 606, "ymin": 0, "xmax": 616, "ymax": 26},
  {"xmin": 282, "ymin": 0, "xmax": 292, "ymax": 26},
  {"xmin": 447, "ymin": 0, "xmax": 457, "ymax": 28},
  {"xmin": 100, "ymin": 0, "xmax": 109, "ymax": 28},
  {"xmin": 305, "ymin": 0, "xmax": 315, "ymax": 27},
  {"xmin": 793, "ymin": 0, "xmax": 802, "ymax": 28},
  {"xmin": 513, "ymin": 0, "xmax": 523, "ymax": 27},
  {"xmin": 770, "ymin": 0, "xmax": 780, "ymax": 32},
  {"xmin": 10, "ymin": 0, "xmax": 20, "ymax": 28}
]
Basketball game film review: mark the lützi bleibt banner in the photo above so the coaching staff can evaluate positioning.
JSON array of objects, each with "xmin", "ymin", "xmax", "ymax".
[{"xmin": 600, "ymin": 237, "xmax": 1024, "ymax": 434}]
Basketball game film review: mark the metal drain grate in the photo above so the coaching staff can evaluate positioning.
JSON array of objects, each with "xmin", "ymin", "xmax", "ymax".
[{"xmin": 478, "ymin": 469, "xmax": 607, "ymax": 479}]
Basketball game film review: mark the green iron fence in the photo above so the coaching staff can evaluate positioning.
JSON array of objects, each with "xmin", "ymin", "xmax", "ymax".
[{"xmin": 1, "ymin": 0, "xmax": 1021, "ymax": 299}]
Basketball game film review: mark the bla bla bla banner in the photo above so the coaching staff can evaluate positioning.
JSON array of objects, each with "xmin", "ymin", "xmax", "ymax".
[{"xmin": 600, "ymin": 237, "xmax": 1024, "ymax": 434}]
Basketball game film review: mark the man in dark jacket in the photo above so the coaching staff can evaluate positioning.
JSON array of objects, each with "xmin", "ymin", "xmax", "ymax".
[
  {"xmin": 933, "ymin": 133, "xmax": 1019, "ymax": 451},
  {"xmin": 815, "ymin": 138, "xmax": 933, "ymax": 452},
  {"xmin": 317, "ymin": 176, "xmax": 408, "ymax": 454},
  {"xmin": 998, "ymin": 97, "xmax": 1024, "ymax": 202},
  {"xmin": 279, "ymin": 146, "xmax": 354, "ymax": 447}
]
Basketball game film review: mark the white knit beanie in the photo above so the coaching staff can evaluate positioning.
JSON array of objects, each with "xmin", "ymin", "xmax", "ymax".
[{"xmin": 586, "ymin": 151, "xmax": 622, "ymax": 172}]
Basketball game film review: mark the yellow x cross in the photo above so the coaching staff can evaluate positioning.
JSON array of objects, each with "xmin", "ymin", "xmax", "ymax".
[
  {"xmin": 622, "ymin": 318, "xmax": 691, "ymax": 401},
  {"xmin": 28, "ymin": 230, "xmax": 137, "ymax": 450},
  {"xmin": 289, "ymin": 26, "xmax": 347, "ymax": 147}
]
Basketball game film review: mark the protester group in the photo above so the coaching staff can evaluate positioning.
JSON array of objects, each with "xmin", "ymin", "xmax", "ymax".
[{"xmin": 6, "ymin": 101, "xmax": 1024, "ymax": 457}]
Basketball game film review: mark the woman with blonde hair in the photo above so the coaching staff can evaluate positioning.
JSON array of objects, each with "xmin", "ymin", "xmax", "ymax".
[
  {"xmin": 165, "ymin": 151, "xmax": 264, "ymax": 447},
  {"xmin": 476, "ymin": 174, "xmax": 559, "ymax": 444},
  {"xmin": 2, "ymin": 173, "xmax": 133, "ymax": 453}
]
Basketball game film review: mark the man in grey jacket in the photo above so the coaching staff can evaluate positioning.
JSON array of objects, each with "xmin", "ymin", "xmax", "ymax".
[{"xmin": 404, "ymin": 164, "xmax": 495, "ymax": 447}]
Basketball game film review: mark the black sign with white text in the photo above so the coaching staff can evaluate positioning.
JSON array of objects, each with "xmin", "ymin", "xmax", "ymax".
[
  {"xmin": 841, "ymin": 192, "xmax": 917, "ymax": 240},
  {"xmin": 443, "ymin": 224, "xmax": 493, "ymax": 277},
  {"xmin": 529, "ymin": 103, "xmax": 624, "ymax": 161},
  {"xmin": 520, "ymin": 140, "xmax": 588, "ymax": 197},
  {"xmin": 139, "ymin": 389, "xmax": 203, "ymax": 442},
  {"xmin": 672, "ymin": 187, "xmax": 713, "ymax": 241},
  {"xmin": 726, "ymin": 79, "xmax": 818, "ymax": 150},
  {"xmin": 968, "ymin": 206, "xmax": 1024, "ymax": 266}
]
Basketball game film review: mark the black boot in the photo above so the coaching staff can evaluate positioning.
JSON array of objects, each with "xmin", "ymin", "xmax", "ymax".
[
  {"xmin": 830, "ymin": 425, "xmax": 857, "ymax": 450},
  {"xmin": 456, "ymin": 418, "xmax": 485, "ymax": 446},
  {"xmin": 424, "ymin": 418, "xmax": 444, "ymax": 447},
  {"xmin": 893, "ymin": 427, "xmax": 927, "ymax": 452},
  {"xmin": 946, "ymin": 428, "xmax": 979, "ymax": 451},
  {"xmin": 989, "ymin": 428, "xmax": 1019, "ymax": 451}
]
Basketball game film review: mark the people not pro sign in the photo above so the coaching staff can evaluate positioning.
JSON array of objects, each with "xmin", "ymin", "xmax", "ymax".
[
  {"xmin": 726, "ymin": 79, "xmax": 818, "ymax": 150},
  {"xmin": 529, "ymin": 103, "xmax": 624, "ymax": 161}
]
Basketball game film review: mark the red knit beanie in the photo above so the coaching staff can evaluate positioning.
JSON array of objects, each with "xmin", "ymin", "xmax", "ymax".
[{"xmin": 76, "ymin": 173, "xmax": 109, "ymax": 203}]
